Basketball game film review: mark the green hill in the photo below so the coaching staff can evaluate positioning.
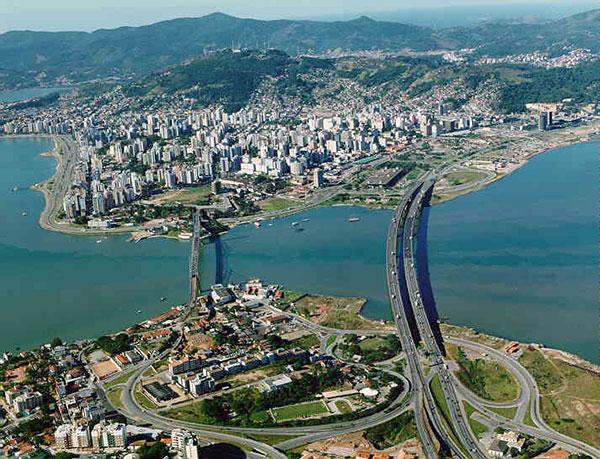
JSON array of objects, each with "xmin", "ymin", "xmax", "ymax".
[{"xmin": 0, "ymin": 9, "xmax": 597, "ymax": 88}]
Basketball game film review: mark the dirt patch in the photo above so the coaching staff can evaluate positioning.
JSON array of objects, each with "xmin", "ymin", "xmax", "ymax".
[
  {"xmin": 91, "ymin": 359, "xmax": 120, "ymax": 380},
  {"xmin": 6, "ymin": 365, "xmax": 28, "ymax": 383},
  {"xmin": 304, "ymin": 430, "xmax": 422, "ymax": 458},
  {"xmin": 292, "ymin": 294, "xmax": 393, "ymax": 331}
]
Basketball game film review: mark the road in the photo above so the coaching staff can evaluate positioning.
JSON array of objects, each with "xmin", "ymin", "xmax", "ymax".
[
  {"xmin": 447, "ymin": 338, "xmax": 600, "ymax": 458},
  {"xmin": 400, "ymin": 180, "xmax": 488, "ymax": 458}
]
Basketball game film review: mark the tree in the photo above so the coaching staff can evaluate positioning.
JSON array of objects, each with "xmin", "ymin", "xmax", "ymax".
[
  {"xmin": 50, "ymin": 337, "xmax": 63, "ymax": 347},
  {"xmin": 136, "ymin": 441, "xmax": 168, "ymax": 459},
  {"xmin": 54, "ymin": 453, "xmax": 78, "ymax": 459}
]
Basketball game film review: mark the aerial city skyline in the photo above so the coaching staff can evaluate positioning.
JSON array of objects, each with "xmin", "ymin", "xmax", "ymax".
[{"xmin": 0, "ymin": 3, "xmax": 598, "ymax": 459}]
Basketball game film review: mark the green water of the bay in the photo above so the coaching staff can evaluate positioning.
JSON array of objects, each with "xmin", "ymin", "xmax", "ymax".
[
  {"xmin": 0, "ymin": 137, "xmax": 190, "ymax": 351},
  {"xmin": 1, "ymin": 137, "xmax": 597, "ymax": 363},
  {"xmin": 0, "ymin": 88, "xmax": 71, "ymax": 103}
]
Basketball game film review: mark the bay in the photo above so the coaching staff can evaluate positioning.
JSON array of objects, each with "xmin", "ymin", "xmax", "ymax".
[{"xmin": 1, "ymin": 136, "xmax": 597, "ymax": 363}]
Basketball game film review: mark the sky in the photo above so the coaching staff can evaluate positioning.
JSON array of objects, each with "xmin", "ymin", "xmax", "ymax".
[{"xmin": 0, "ymin": 0, "xmax": 596, "ymax": 32}]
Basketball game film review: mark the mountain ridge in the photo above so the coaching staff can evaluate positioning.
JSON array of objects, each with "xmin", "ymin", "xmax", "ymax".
[{"xmin": 0, "ymin": 9, "xmax": 597, "ymax": 89}]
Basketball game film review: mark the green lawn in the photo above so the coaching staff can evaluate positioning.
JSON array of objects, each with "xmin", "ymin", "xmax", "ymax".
[
  {"xmin": 519, "ymin": 349, "xmax": 564, "ymax": 394},
  {"xmin": 257, "ymin": 197, "xmax": 297, "ymax": 213},
  {"xmin": 246, "ymin": 433, "xmax": 300, "ymax": 446},
  {"xmin": 359, "ymin": 337, "xmax": 387, "ymax": 351},
  {"xmin": 163, "ymin": 400, "xmax": 212, "ymax": 423},
  {"xmin": 448, "ymin": 343, "xmax": 520, "ymax": 402},
  {"xmin": 272, "ymin": 290, "xmax": 306, "ymax": 311},
  {"xmin": 444, "ymin": 171, "xmax": 488, "ymax": 186},
  {"xmin": 486, "ymin": 405, "xmax": 518, "ymax": 420},
  {"xmin": 463, "ymin": 401, "xmax": 490, "ymax": 438},
  {"xmin": 135, "ymin": 385, "xmax": 159, "ymax": 411},
  {"xmin": 290, "ymin": 334, "xmax": 320, "ymax": 350},
  {"xmin": 150, "ymin": 185, "xmax": 212, "ymax": 205},
  {"xmin": 104, "ymin": 369, "xmax": 135, "ymax": 388},
  {"xmin": 107, "ymin": 388, "xmax": 125, "ymax": 410},
  {"xmin": 271, "ymin": 401, "xmax": 329, "ymax": 422},
  {"xmin": 523, "ymin": 406, "xmax": 537, "ymax": 427},
  {"xmin": 335, "ymin": 400, "xmax": 353, "ymax": 414}
]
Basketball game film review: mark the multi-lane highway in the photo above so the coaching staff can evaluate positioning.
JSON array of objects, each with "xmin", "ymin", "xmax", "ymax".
[{"xmin": 400, "ymin": 180, "xmax": 487, "ymax": 458}]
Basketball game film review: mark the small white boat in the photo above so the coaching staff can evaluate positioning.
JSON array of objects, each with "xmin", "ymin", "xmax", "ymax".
[
  {"xmin": 12, "ymin": 187, "xmax": 18, "ymax": 192},
  {"xmin": 291, "ymin": 222, "xmax": 300, "ymax": 226},
  {"xmin": 254, "ymin": 221, "xmax": 261, "ymax": 227},
  {"xmin": 349, "ymin": 217, "xmax": 360, "ymax": 222},
  {"xmin": 21, "ymin": 212, "xmax": 27, "ymax": 216},
  {"xmin": 96, "ymin": 239, "xmax": 103, "ymax": 243},
  {"xmin": 302, "ymin": 218, "xmax": 310, "ymax": 222},
  {"xmin": 137, "ymin": 310, "xmax": 142, "ymax": 314},
  {"xmin": 160, "ymin": 297, "xmax": 167, "ymax": 302}
]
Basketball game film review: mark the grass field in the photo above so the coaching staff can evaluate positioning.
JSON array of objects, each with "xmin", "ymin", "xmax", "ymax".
[
  {"xmin": 290, "ymin": 334, "xmax": 320, "ymax": 350},
  {"xmin": 149, "ymin": 185, "xmax": 212, "ymax": 205},
  {"xmin": 272, "ymin": 290, "xmax": 306, "ymax": 311},
  {"xmin": 135, "ymin": 385, "xmax": 159, "ymax": 411},
  {"xmin": 257, "ymin": 197, "xmax": 297, "ymax": 213},
  {"xmin": 519, "ymin": 349, "xmax": 564, "ymax": 394},
  {"xmin": 485, "ymin": 405, "xmax": 518, "ymax": 420},
  {"xmin": 535, "ymin": 354, "xmax": 600, "ymax": 448},
  {"xmin": 447, "ymin": 343, "xmax": 520, "ymax": 403},
  {"xmin": 163, "ymin": 400, "xmax": 211, "ymax": 423},
  {"xmin": 104, "ymin": 369, "xmax": 135, "ymax": 388},
  {"xmin": 523, "ymin": 406, "xmax": 536, "ymax": 427},
  {"xmin": 430, "ymin": 375, "xmax": 467, "ymax": 455},
  {"xmin": 335, "ymin": 400, "xmax": 353, "ymax": 414},
  {"xmin": 443, "ymin": 171, "xmax": 488, "ymax": 186},
  {"xmin": 463, "ymin": 401, "xmax": 490, "ymax": 438},
  {"xmin": 292, "ymin": 294, "xmax": 392, "ymax": 331},
  {"xmin": 107, "ymin": 388, "xmax": 125, "ymax": 410},
  {"xmin": 271, "ymin": 401, "xmax": 329, "ymax": 422},
  {"xmin": 359, "ymin": 337, "xmax": 387, "ymax": 351}
]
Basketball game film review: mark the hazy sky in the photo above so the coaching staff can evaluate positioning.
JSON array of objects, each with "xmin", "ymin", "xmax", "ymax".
[{"xmin": 0, "ymin": 0, "xmax": 596, "ymax": 32}]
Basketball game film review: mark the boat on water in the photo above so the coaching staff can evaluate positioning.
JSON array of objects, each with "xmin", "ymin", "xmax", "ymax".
[
  {"xmin": 136, "ymin": 310, "xmax": 142, "ymax": 314},
  {"xmin": 302, "ymin": 218, "xmax": 310, "ymax": 222},
  {"xmin": 268, "ymin": 223, "xmax": 273, "ymax": 227},
  {"xmin": 254, "ymin": 221, "xmax": 261, "ymax": 227},
  {"xmin": 12, "ymin": 187, "xmax": 18, "ymax": 192},
  {"xmin": 96, "ymin": 239, "xmax": 103, "ymax": 243},
  {"xmin": 295, "ymin": 227, "xmax": 304, "ymax": 232},
  {"xmin": 160, "ymin": 297, "xmax": 167, "ymax": 302},
  {"xmin": 348, "ymin": 217, "xmax": 360, "ymax": 222},
  {"xmin": 21, "ymin": 212, "xmax": 27, "ymax": 216},
  {"xmin": 291, "ymin": 221, "xmax": 300, "ymax": 226}
]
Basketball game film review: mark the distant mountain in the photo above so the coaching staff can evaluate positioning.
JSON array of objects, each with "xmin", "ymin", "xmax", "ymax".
[{"xmin": 0, "ymin": 9, "xmax": 597, "ymax": 88}]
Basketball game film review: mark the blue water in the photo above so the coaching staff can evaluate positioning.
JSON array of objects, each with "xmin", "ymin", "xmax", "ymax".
[
  {"xmin": 427, "ymin": 141, "xmax": 599, "ymax": 362},
  {"xmin": 0, "ymin": 137, "xmax": 189, "ymax": 351},
  {"xmin": 201, "ymin": 141, "xmax": 598, "ymax": 362},
  {"xmin": 0, "ymin": 87, "xmax": 71, "ymax": 103},
  {"xmin": 1, "ymin": 137, "xmax": 597, "ymax": 362}
]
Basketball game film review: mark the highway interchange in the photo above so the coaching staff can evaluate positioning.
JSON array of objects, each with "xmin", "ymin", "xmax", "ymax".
[{"xmin": 99, "ymin": 175, "xmax": 600, "ymax": 459}]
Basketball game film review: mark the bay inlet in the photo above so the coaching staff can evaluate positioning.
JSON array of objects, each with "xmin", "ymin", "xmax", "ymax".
[{"xmin": 0, "ymin": 137, "xmax": 597, "ymax": 363}]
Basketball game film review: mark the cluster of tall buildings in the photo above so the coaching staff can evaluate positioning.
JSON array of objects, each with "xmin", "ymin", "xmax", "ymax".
[
  {"xmin": 4, "ymin": 387, "xmax": 43, "ymax": 414},
  {"xmin": 54, "ymin": 421, "xmax": 127, "ymax": 450}
]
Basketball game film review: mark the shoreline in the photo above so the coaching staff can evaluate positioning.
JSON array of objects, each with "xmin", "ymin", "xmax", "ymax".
[
  {"xmin": 4, "ymin": 127, "xmax": 596, "ymax": 240},
  {"xmin": 433, "ymin": 127, "xmax": 600, "ymax": 206}
]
